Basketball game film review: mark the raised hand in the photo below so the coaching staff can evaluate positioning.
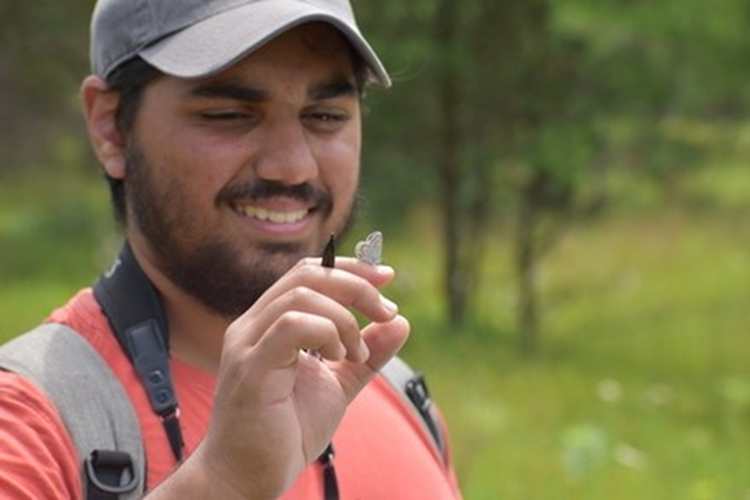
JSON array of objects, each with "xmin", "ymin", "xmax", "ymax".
[{"xmin": 181, "ymin": 257, "xmax": 409, "ymax": 499}]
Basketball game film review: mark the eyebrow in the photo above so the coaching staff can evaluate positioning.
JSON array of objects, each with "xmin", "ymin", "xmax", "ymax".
[
  {"xmin": 189, "ymin": 81, "xmax": 269, "ymax": 103},
  {"xmin": 309, "ymin": 80, "xmax": 358, "ymax": 101},
  {"xmin": 187, "ymin": 78, "xmax": 358, "ymax": 103}
]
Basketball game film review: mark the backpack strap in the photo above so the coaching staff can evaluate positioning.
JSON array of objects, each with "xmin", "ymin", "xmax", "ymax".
[
  {"xmin": 0, "ymin": 324, "xmax": 145, "ymax": 499},
  {"xmin": 380, "ymin": 356, "xmax": 446, "ymax": 463}
]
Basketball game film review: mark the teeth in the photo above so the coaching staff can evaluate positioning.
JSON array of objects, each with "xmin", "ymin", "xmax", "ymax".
[{"xmin": 235, "ymin": 205, "xmax": 308, "ymax": 224}]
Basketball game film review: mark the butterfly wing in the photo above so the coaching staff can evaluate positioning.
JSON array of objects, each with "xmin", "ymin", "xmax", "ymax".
[{"xmin": 355, "ymin": 231, "xmax": 383, "ymax": 265}]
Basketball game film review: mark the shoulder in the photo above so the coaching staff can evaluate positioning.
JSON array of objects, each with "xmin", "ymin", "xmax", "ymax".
[
  {"xmin": 46, "ymin": 288, "xmax": 122, "ymax": 358},
  {"xmin": 0, "ymin": 321, "xmax": 149, "ymax": 495},
  {"xmin": 0, "ymin": 370, "xmax": 66, "ymax": 431},
  {"xmin": 328, "ymin": 365, "xmax": 462, "ymax": 499},
  {"xmin": 0, "ymin": 370, "xmax": 81, "ymax": 498}
]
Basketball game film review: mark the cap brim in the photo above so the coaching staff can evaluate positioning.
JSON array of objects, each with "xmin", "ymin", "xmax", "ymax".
[{"xmin": 140, "ymin": 0, "xmax": 391, "ymax": 87}]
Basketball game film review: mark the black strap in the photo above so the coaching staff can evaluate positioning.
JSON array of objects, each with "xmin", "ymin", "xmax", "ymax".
[
  {"xmin": 379, "ymin": 357, "xmax": 446, "ymax": 462},
  {"xmin": 84, "ymin": 450, "xmax": 139, "ymax": 500},
  {"xmin": 404, "ymin": 372, "xmax": 444, "ymax": 456},
  {"xmin": 93, "ymin": 243, "xmax": 184, "ymax": 462},
  {"xmin": 93, "ymin": 242, "xmax": 339, "ymax": 499},
  {"xmin": 318, "ymin": 444, "xmax": 339, "ymax": 500}
]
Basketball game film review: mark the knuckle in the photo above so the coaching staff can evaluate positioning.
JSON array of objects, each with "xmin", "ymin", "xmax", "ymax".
[
  {"xmin": 296, "ymin": 258, "xmax": 321, "ymax": 274},
  {"xmin": 274, "ymin": 310, "xmax": 308, "ymax": 330},
  {"xmin": 352, "ymin": 279, "xmax": 378, "ymax": 305},
  {"xmin": 342, "ymin": 313, "xmax": 360, "ymax": 335},
  {"xmin": 284, "ymin": 285, "xmax": 316, "ymax": 306}
]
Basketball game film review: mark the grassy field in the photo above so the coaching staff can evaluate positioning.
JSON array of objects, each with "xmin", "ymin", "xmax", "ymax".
[
  {"xmin": 393, "ymin": 207, "xmax": 750, "ymax": 500},
  {"xmin": 1, "ymin": 169, "xmax": 749, "ymax": 499}
]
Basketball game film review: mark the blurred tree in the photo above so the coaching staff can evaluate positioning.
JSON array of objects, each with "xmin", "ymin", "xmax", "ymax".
[
  {"xmin": 466, "ymin": 0, "xmax": 598, "ymax": 355},
  {"xmin": 0, "ymin": 0, "xmax": 90, "ymax": 173},
  {"xmin": 359, "ymin": 0, "xmax": 750, "ymax": 355},
  {"xmin": 557, "ymin": 0, "xmax": 750, "ymax": 197},
  {"xmin": 361, "ymin": 0, "xmax": 599, "ymax": 354}
]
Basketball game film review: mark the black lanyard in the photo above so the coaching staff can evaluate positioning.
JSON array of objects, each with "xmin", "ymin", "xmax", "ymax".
[
  {"xmin": 94, "ymin": 243, "xmax": 183, "ymax": 463},
  {"xmin": 93, "ymin": 242, "xmax": 339, "ymax": 499}
]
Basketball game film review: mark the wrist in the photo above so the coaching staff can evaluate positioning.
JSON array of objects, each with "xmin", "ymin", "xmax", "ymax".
[{"xmin": 144, "ymin": 447, "xmax": 279, "ymax": 500}]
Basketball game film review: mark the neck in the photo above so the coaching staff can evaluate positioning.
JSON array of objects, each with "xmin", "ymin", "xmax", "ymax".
[{"xmin": 127, "ymin": 234, "xmax": 230, "ymax": 373}]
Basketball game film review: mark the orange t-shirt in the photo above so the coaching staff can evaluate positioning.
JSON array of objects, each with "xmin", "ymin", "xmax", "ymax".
[{"xmin": 0, "ymin": 289, "xmax": 462, "ymax": 499}]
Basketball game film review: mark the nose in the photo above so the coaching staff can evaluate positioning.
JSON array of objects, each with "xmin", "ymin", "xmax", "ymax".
[{"xmin": 253, "ymin": 116, "xmax": 318, "ymax": 185}]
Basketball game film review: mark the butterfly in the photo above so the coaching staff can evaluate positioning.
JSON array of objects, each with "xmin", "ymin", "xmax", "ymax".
[{"xmin": 355, "ymin": 231, "xmax": 383, "ymax": 265}]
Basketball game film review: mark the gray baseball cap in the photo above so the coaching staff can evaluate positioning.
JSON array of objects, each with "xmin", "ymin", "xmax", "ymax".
[{"xmin": 91, "ymin": 0, "xmax": 391, "ymax": 87}]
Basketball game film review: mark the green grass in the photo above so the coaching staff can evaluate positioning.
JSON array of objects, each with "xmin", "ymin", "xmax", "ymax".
[
  {"xmin": 1, "ymin": 170, "xmax": 749, "ymax": 499},
  {"xmin": 391, "ymin": 206, "xmax": 750, "ymax": 500}
]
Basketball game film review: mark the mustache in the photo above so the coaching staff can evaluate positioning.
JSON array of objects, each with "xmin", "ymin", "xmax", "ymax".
[{"xmin": 216, "ymin": 180, "xmax": 332, "ymax": 209}]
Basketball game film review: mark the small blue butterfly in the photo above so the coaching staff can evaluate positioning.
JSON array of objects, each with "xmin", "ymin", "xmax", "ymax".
[{"xmin": 355, "ymin": 231, "xmax": 383, "ymax": 265}]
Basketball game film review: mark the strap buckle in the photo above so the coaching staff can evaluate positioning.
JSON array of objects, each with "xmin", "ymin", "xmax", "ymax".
[
  {"xmin": 84, "ymin": 449, "xmax": 139, "ymax": 498},
  {"xmin": 405, "ymin": 372, "xmax": 443, "ymax": 454}
]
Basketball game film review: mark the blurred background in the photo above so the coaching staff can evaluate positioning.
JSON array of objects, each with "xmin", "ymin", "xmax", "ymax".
[{"xmin": 1, "ymin": 1, "xmax": 749, "ymax": 498}]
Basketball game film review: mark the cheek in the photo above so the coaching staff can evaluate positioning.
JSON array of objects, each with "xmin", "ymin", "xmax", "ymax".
[
  {"xmin": 324, "ymin": 150, "xmax": 359, "ymax": 206},
  {"xmin": 321, "ymin": 128, "xmax": 362, "ymax": 194},
  {"xmin": 137, "ymin": 122, "xmax": 236, "ymax": 198}
]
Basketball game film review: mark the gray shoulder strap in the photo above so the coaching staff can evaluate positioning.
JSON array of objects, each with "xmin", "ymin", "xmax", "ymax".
[
  {"xmin": 0, "ymin": 324, "xmax": 145, "ymax": 498},
  {"xmin": 380, "ymin": 356, "xmax": 446, "ymax": 463}
]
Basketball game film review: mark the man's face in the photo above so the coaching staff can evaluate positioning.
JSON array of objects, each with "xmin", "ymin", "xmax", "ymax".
[{"xmin": 123, "ymin": 23, "xmax": 362, "ymax": 318}]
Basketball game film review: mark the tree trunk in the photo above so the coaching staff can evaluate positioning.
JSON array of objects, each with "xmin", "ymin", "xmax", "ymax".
[
  {"xmin": 434, "ymin": 0, "xmax": 465, "ymax": 327},
  {"xmin": 516, "ymin": 188, "xmax": 539, "ymax": 357}
]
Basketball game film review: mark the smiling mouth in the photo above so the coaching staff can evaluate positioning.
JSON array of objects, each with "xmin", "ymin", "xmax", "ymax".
[{"xmin": 232, "ymin": 204, "xmax": 310, "ymax": 224}]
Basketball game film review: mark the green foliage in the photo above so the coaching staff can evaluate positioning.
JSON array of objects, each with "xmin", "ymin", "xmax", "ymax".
[
  {"xmin": 0, "ymin": 0, "xmax": 91, "ymax": 171},
  {"xmin": 0, "ymin": 169, "xmax": 116, "ymax": 337}
]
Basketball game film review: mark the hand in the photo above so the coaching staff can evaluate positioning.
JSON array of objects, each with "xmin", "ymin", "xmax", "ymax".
[{"xmin": 190, "ymin": 257, "xmax": 409, "ymax": 498}]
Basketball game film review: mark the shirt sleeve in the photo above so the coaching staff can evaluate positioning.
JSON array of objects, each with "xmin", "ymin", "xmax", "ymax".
[{"xmin": 0, "ymin": 371, "xmax": 82, "ymax": 499}]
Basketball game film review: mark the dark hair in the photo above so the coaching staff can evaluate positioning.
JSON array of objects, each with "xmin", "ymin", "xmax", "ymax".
[
  {"xmin": 104, "ymin": 57, "xmax": 163, "ymax": 225},
  {"xmin": 102, "ymin": 46, "xmax": 371, "ymax": 224}
]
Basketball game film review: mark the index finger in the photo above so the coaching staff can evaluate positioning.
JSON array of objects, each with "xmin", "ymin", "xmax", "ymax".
[
  {"xmin": 248, "ymin": 259, "xmax": 399, "ymax": 325},
  {"xmin": 324, "ymin": 256, "xmax": 396, "ymax": 289}
]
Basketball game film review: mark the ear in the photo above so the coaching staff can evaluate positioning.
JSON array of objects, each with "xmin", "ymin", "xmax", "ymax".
[{"xmin": 81, "ymin": 75, "xmax": 126, "ymax": 180}]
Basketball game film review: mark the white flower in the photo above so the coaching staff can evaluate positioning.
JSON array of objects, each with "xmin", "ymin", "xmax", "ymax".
[{"xmin": 596, "ymin": 378, "xmax": 623, "ymax": 404}]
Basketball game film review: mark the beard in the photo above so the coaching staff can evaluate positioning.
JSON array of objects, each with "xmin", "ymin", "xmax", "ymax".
[{"xmin": 124, "ymin": 141, "xmax": 358, "ymax": 320}]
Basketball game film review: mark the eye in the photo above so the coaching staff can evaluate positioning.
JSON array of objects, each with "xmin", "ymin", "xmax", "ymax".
[
  {"xmin": 312, "ymin": 112, "xmax": 347, "ymax": 122},
  {"xmin": 199, "ymin": 112, "xmax": 252, "ymax": 122},
  {"xmin": 195, "ymin": 109, "xmax": 262, "ymax": 132},
  {"xmin": 302, "ymin": 110, "xmax": 351, "ymax": 131}
]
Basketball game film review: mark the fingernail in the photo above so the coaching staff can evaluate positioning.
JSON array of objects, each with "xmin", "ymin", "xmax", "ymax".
[
  {"xmin": 357, "ymin": 338, "xmax": 370, "ymax": 361},
  {"xmin": 380, "ymin": 295, "xmax": 398, "ymax": 314},
  {"xmin": 377, "ymin": 265, "xmax": 395, "ymax": 275}
]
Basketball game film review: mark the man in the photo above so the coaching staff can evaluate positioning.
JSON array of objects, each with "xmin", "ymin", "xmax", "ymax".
[{"xmin": 0, "ymin": 1, "xmax": 462, "ymax": 499}]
